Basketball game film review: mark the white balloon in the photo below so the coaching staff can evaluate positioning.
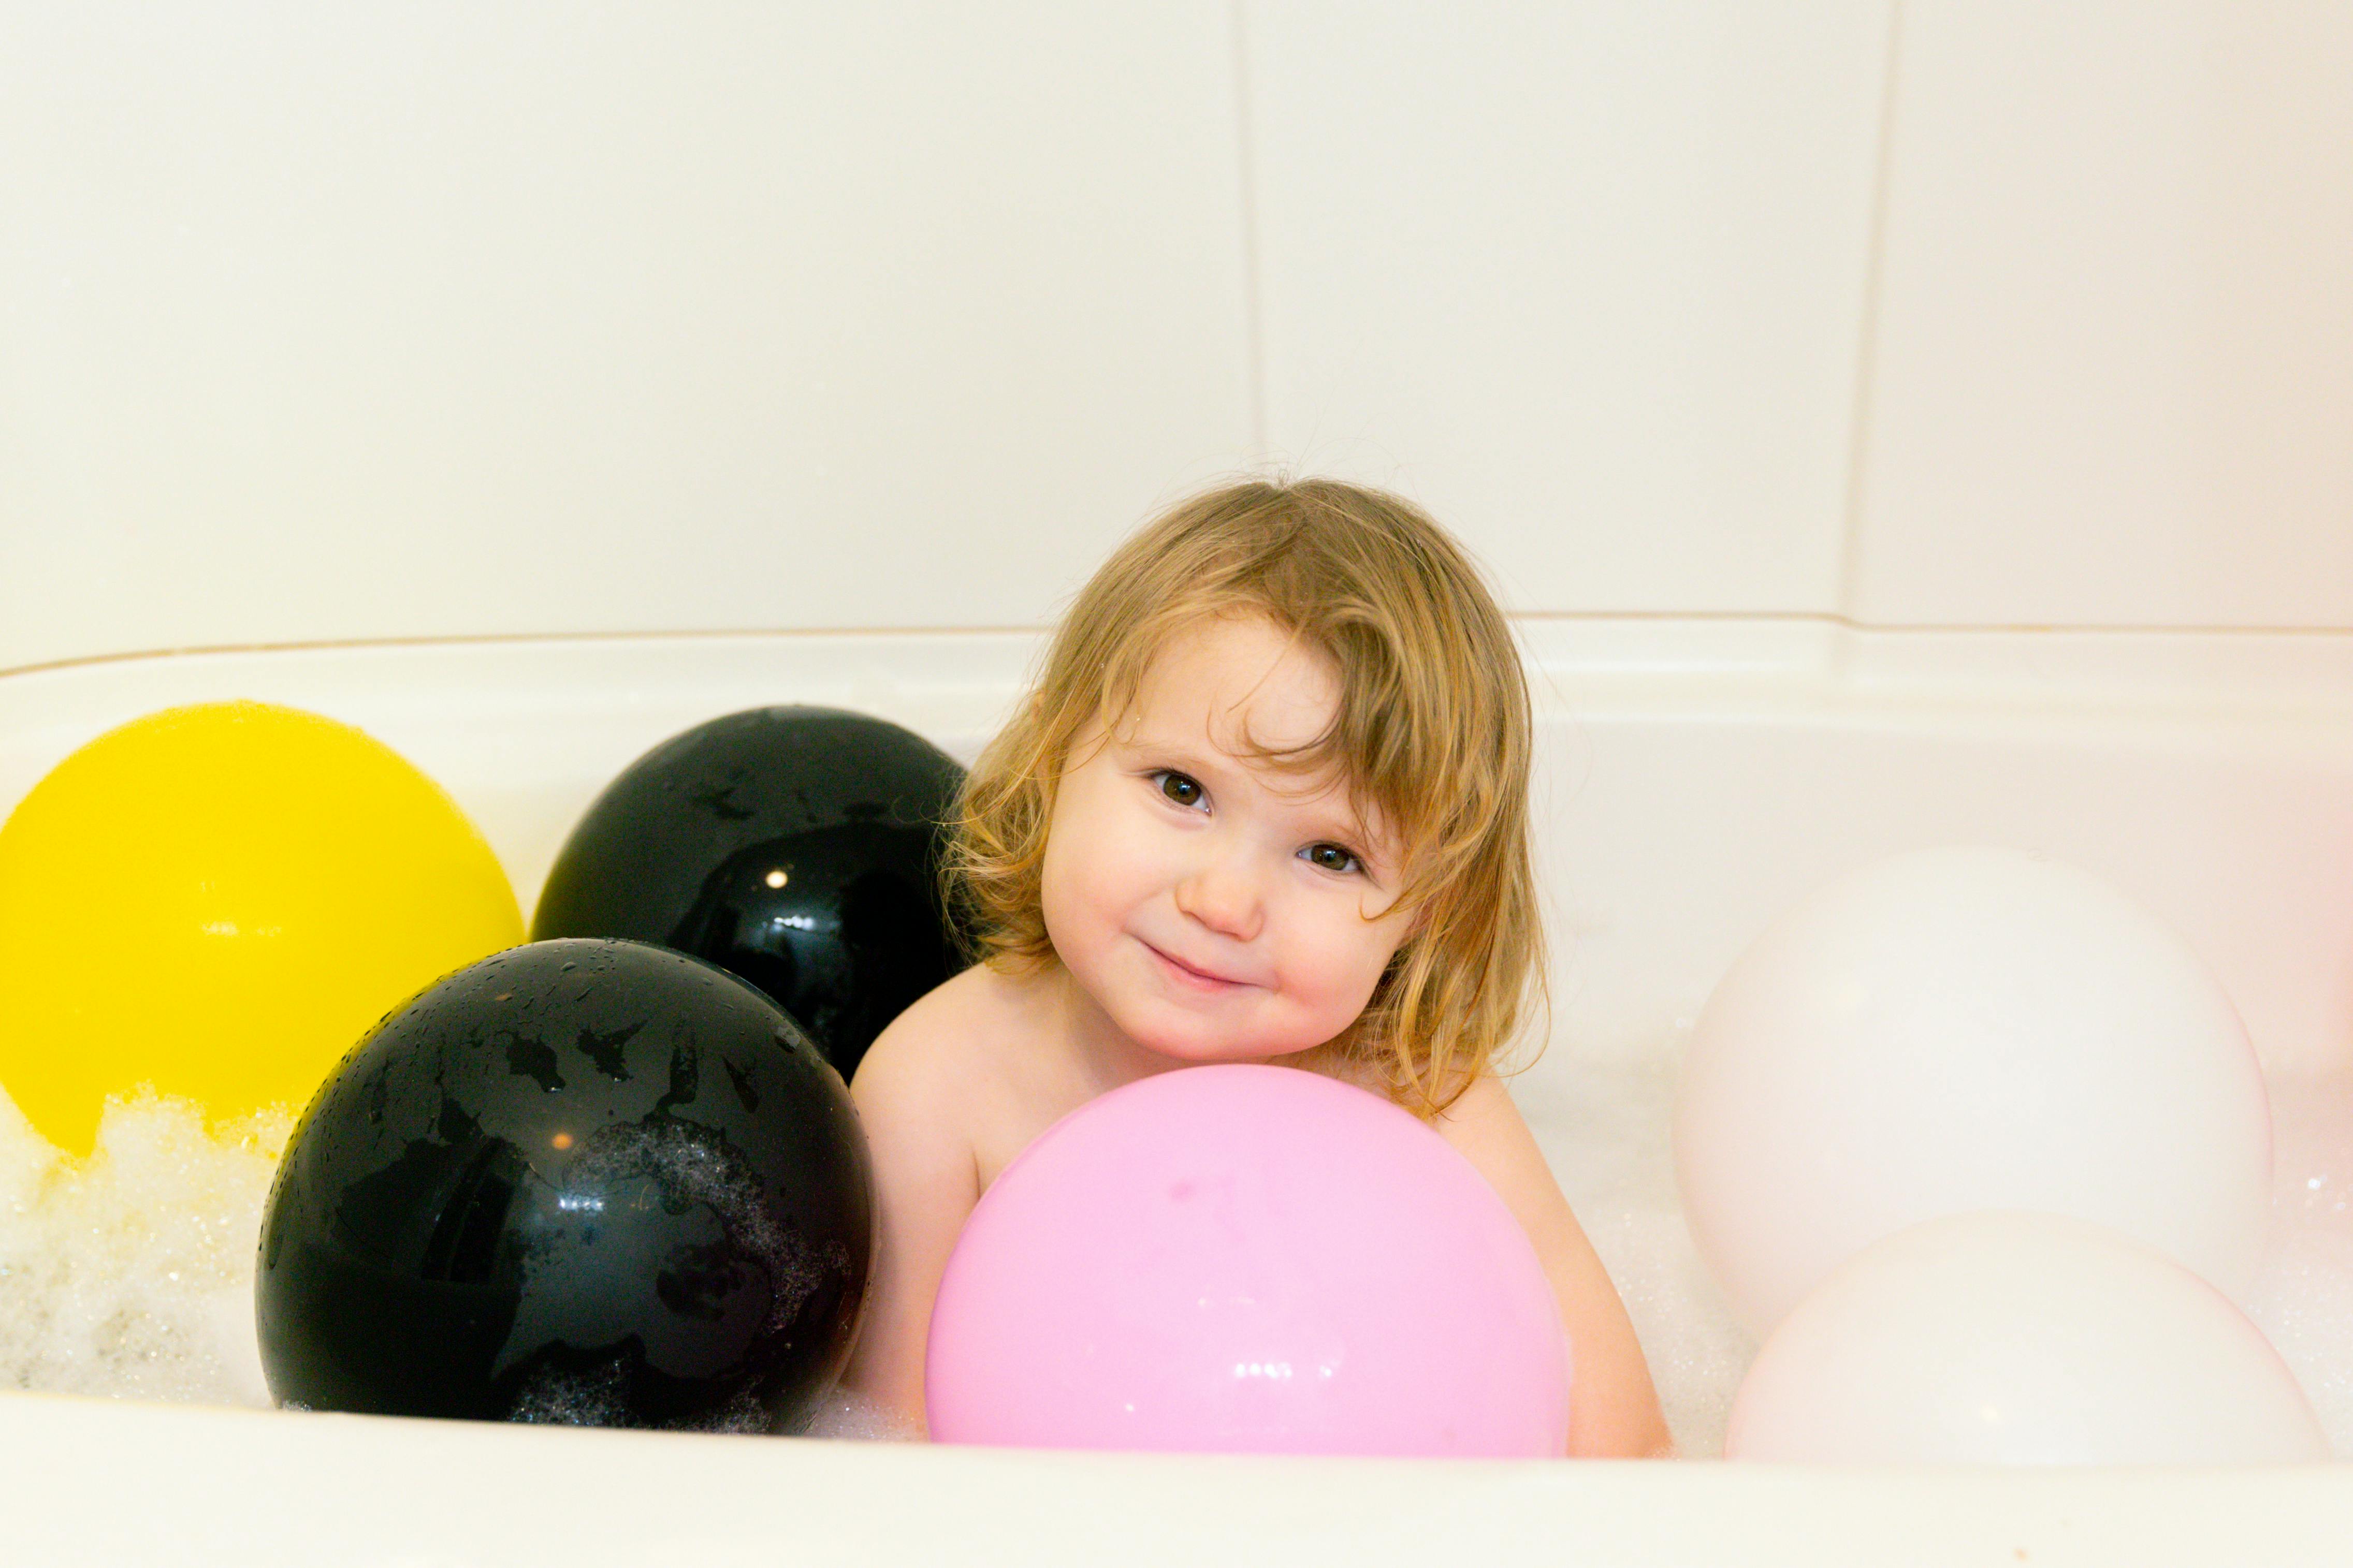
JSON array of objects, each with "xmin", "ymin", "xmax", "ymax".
[
  {"xmin": 1675, "ymin": 845, "xmax": 2270, "ymax": 1338},
  {"xmin": 1725, "ymin": 1211, "xmax": 2326, "ymax": 1464}
]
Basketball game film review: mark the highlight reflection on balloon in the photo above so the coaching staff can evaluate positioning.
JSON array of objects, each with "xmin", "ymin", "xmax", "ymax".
[{"xmin": 532, "ymin": 706, "xmax": 966, "ymax": 1080}]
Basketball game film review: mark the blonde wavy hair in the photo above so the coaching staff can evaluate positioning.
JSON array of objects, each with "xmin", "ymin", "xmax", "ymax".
[{"xmin": 948, "ymin": 478, "xmax": 1544, "ymax": 1115}]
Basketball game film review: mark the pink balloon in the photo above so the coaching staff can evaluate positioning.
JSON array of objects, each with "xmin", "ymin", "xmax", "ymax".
[{"xmin": 925, "ymin": 1064, "xmax": 1570, "ymax": 1456}]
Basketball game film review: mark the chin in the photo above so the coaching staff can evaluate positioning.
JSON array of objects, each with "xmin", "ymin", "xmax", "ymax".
[{"xmin": 1123, "ymin": 1017, "xmax": 1315, "ymax": 1068}]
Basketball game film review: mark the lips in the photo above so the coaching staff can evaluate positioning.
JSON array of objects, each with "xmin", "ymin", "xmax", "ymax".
[{"xmin": 1140, "ymin": 939, "xmax": 1248, "ymax": 990}]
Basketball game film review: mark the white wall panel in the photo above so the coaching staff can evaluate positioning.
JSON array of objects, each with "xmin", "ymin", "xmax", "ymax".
[
  {"xmin": 0, "ymin": 3, "xmax": 1254, "ymax": 668},
  {"xmin": 1242, "ymin": 2, "xmax": 1891, "ymax": 613},
  {"xmin": 1852, "ymin": 1, "xmax": 2353, "ymax": 629}
]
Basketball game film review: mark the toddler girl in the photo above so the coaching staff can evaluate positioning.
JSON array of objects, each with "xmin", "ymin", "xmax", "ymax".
[{"xmin": 843, "ymin": 478, "xmax": 1669, "ymax": 1457}]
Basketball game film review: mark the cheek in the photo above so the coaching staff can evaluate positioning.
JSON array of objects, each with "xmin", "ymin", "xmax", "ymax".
[
  {"xmin": 1040, "ymin": 787, "xmax": 1143, "ymax": 943},
  {"xmin": 1284, "ymin": 903, "xmax": 1411, "ymax": 1017},
  {"xmin": 1037, "ymin": 816, "xmax": 1094, "ymax": 948}
]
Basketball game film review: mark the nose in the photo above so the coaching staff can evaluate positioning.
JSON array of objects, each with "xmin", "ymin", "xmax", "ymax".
[{"xmin": 1174, "ymin": 846, "xmax": 1262, "ymax": 943}]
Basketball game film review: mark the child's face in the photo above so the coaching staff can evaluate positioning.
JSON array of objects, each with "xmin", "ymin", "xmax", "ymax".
[{"xmin": 1039, "ymin": 614, "xmax": 1413, "ymax": 1067}]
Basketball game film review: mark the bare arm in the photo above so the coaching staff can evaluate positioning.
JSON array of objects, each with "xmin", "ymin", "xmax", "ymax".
[
  {"xmin": 1432, "ymin": 1073, "xmax": 1672, "ymax": 1458},
  {"xmin": 839, "ymin": 1010, "xmax": 983, "ymax": 1433}
]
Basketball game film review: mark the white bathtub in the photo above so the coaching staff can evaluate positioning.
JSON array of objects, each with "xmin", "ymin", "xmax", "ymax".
[{"xmin": 3, "ymin": 621, "xmax": 2351, "ymax": 1565}]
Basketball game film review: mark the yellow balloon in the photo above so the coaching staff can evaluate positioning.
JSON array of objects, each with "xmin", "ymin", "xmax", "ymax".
[{"xmin": 0, "ymin": 701, "xmax": 524, "ymax": 1154}]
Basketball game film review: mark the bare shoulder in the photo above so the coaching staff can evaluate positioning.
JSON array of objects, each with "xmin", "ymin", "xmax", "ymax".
[
  {"xmin": 1428, "ymin": 1071, "xmax": 1530, "ymax": 1145},
  {"xmin": 847, "ymin": 963, "xmax": 993, "ymax": 1109},
  {"xmin": 1430, "ymin": 1067, "xmax": 1524, "ymax": 1128},
  {"xmin": 850, "ymin": 962, "xmax": 1022, "ymax": 1132},
  {"xmin": 1423, "ymin": 1072, "xmax": 1597, "ymax": 1256},
  {"xmin": 1422, "ymin": 1071, "xmax": 1564, "ymax": 1208}
]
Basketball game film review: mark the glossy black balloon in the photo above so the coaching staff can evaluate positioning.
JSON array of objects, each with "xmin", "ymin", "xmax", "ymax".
[
  {"xmin": 530, "ymin": 706, "xmax": 965, "ymax": 1079},
  {"xmin": 255, "ymin": 939, "xmax": 874, "ymax": 1432}
]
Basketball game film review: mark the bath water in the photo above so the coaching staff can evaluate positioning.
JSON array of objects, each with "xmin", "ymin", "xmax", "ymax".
[{"xmin": 0, "ymin": 1051, "xmax": 2343, "ymax": 1459}]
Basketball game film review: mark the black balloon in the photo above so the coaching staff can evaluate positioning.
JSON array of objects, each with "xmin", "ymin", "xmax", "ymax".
[
  {"xmin": 255, "ymin": 939, "xmax": 874, "ymax": 1432},
  {"xmin": 530, "ymin": 706, "xmax": 966, "ymax": 1080}
]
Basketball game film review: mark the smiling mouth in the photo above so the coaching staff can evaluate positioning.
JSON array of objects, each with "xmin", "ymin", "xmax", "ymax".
[{"xmin": 1141, "ymin": 940, "xmax": 1247, "ymax": 991}]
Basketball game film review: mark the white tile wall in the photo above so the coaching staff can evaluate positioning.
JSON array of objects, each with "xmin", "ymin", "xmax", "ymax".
[
  {"xmin": 1241, "ymin": 1, "xmax": 1892, "ymax": 614},
  {"xmin": 6, "ymin": 4, "xmax": 2345, "ymax": 655},
  {"xmin": 0, "ymin": 3, "xmax": 1254, "ymax": 669},
  {"xmin": 1851, "ymin": 0, "xmax": 2353, "ymax": 629}
]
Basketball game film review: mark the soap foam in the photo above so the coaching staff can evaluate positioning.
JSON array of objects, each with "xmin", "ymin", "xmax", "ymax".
[
  {"xmin": 2243, "ymin": 1075, "xmax": 2353, "ymax": 1455},
  {"xmin": 0, "ymin": 1090, "xmax": 285, "ymax": 1410},
  {"xmin": 802, "ymin": 1388, "xmax": 926, "ymax": 1442}
]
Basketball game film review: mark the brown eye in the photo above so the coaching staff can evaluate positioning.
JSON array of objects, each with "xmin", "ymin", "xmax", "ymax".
[
  {"xmin": 1155, "ymin": 771, "xmax": 1203, "ymax": 808},
  {"xmin": 1304, "ymin": 843, "xmax": 1361, "ymax": 874}
]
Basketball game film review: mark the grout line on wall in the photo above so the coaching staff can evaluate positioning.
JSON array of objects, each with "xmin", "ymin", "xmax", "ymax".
[
  {"xmin": 0, "ymin": 626, "xmax": 1055, "ymax": 682},
  {"xmin": 1833, "ymin": 0, "xmax": 1909, "ymax": 634},
  {"xmin": 1228, "ymin": 0, "xmax": 1271, "ymax": 460},
  {"xmin": 1505, "ymin": 611, "xmax": 2353, "ymax": 638},
  {"xmin": 7, "ymin": 614, "xmax": 2352, "ymax": 684}
]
